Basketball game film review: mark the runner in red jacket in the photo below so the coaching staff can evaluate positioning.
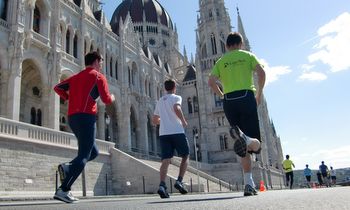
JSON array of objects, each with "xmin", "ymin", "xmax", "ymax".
[{"xmin": 53, "ymin": 51, "xmax": 115, "ymax": 203}]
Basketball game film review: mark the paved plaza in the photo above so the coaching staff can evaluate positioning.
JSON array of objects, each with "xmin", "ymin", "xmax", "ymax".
[{"xmin": 0, "ymin": 187, "xmax": 349, "ymax": 210}]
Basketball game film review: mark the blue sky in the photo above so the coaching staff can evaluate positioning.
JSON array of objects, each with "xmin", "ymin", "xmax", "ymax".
[{"xmin": 103, "ymin": 1, "xmax": 350, "ymax": 170}]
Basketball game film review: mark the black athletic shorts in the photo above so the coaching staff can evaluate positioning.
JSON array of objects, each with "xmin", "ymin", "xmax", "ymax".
[
  {"xmin": 159, "ymin": 133, "xmax": 189, "ymax": 160},
  {"xmin": 223, "ymin": 90, "xmax": 261, "ymax": 141}
]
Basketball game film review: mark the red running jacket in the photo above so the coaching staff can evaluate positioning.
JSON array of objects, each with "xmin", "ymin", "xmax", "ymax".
[{"xmin": 54, "ymin": 67, "xmax": 113, "ymax": 116}]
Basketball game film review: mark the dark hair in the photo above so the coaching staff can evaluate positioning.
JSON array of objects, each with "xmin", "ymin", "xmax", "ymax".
[
  {"xmin": 164, "ymin": 79, "xmax": 175, "ymax": 91},
  {"xmin": 286, "ymin": 155, "xmax": 289, "ymax": 159},
  {"xmin": 85, "ymin": 51, "xmax": 102, "ymax": 66},
  {"xmin": 226, "ymin": 32, "xmax": 243, "ymax": 47}
]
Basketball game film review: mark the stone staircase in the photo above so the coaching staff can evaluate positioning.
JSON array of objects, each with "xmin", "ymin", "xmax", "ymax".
[{"xmin": 139, "ymin": 158, "xmax": 232, "ymax": 193}]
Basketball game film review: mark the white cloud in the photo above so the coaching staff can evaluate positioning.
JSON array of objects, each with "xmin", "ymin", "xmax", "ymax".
[
  {"xmin": 308, "ymin": 12, "xmax": 350, "ymax": 72},
  {"xmin": 301, "ymin": 64, "xmax": 314, "ymax": 71},
  {"xmin": 293, "ymin": 145, "xmax": 350, "ymax": 170},
  {"xmin": 298, "ymin": 71, "xmax": 327, "ymax": 81},
  {"xmin": 260, "ymin": 59, "xmax": 292, "ymax": 86}
]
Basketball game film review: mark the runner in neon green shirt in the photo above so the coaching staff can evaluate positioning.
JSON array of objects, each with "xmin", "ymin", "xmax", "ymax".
[
  {"xmin": 282, "ymin": 155, "xmax": 295, "ymax": 189},
  {"xmin": 208, "ymin": 32, "xmax": 266, "ymax": 196}
]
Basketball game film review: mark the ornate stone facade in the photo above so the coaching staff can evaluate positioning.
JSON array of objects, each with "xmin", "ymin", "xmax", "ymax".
[{"xmin": 0, "ymin": 0, "xmax": 284, "ymax": 188}]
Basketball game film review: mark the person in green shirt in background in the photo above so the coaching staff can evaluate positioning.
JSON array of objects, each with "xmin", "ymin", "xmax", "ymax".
[
  {"xmin": 282, "ymin": 155, "xmax": 295, "ymax": 189},
  {"xmin": 208, "ymin": 32, "xmax": 266, "ymax": 196}
]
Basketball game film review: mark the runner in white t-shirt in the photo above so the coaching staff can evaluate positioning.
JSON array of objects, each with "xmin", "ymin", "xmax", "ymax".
[{"xmin": 153, "ymin": 79, "xmax": 189, "ymax": 198}]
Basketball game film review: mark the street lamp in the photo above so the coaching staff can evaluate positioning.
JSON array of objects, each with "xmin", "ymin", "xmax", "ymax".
[{"xmin": 193, "ymin": 127, "xmax": 200, "ymax": 192}]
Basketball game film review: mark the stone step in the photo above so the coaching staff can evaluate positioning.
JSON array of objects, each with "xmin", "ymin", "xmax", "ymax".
[{"xmin": 139, "ymin": 159, "xmax": 230, "ymax": 192}]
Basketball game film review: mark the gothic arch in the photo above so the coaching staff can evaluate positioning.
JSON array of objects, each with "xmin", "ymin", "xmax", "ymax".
[
  {"xmin": 130, "ymin": 105, "xmax": 139, "ymax": 152},
  {"xmin": 105, "ymin": 99, "xmax": 120, "ymax": 145},
  {"xmin": 32, "ymin": 0, "xmax": 51, "ymax": 37},
  {"xmin": 72, "ymin": 30, "xmax": 80, "ymax": 58},
  {"xmin": 131, "ymin": 61, "xmax": 138, "ymax": 86},
  {"xmin": 147, "ymin": 111, "xmax": 155, "ymax": 155},
  {"xmin": 20, "ymin": 59, "xmax": 44, "ymax": 125},
  {"xmin": 65, "ymin": 25, "xmax": 74, "ymax": 54},
  {"xmin": 57, "ymin": 70, "xmax": 73, "ymax": 131}
]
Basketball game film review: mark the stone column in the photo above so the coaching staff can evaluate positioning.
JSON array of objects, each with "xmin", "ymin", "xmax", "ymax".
[
  {"xmin": 138, "ymin": 107, "xmax": 149, "ymax": 155},
  {"xmin": 0, "ymin": 70, "xmax": 9, "ymax": 117},
  {"xmin": 152, "ymin": 126, "xmax": 157, "ymax": 155},
  {"xmin": 118, "ymin": 106, "xmax": 131, "ymax": 151},
  {"xmin": 96, "ymin": 104, "xmax": 105, "ymax": 140},
  {"xmin": 42, "ymin": 84, "xmax": 60, "ymax": 129},
  {"xmin": 6, "ymin": 67, "xmax": 22, "ymax": 121}
]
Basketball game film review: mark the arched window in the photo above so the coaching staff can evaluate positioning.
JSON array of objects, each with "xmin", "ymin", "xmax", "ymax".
[
  {"xmin": 128, "ymin": 67, "xmax": 131, "ymax": 87},
  {"xmin": 148, "ymin": 83, "xmax": 151, "ymax": 97},
  {"xmin": 66, "ymin": 30, "xmax": 70, "ymax": 54},
  {"xmin": 187, "ymin": 97, "xmax": 193, "ymax": 114},
  {"xmin": 110, "ymin": 58, "xmax": 113, "ymax": 77},
  {"xmin": 130, "ymin": 107, "xmax": 138, "ymax": 151},
  {"xmin": 147, "ymin": 115, "xmax": 154, "ymax": 155},
  {"xmin": 220, "ymin": 33, "xmax": 226, "ymax": 53},
  {"xmin": 219, "ymin": 134, "xmax": 228, "ymax": 150},
  {"xmin": 73, "ymin": 34, "xmax": 78, "ymax": 57},
  {"xmin": 0, "ymin": 0, "xmax": 8, "ymax": 20},
  {"xmin": 214, "ymin": 93, "xmax": 223, "ymax": 107},
  {"xmin": 193, "ymin": 96, "xmax": 199, "ymax": 112},
  {"xmin": 30, "ymin": 107, "xmax": 36, "ymax": 125},
  {"xmin": 33, "ymin": 5, "xmax": 41, "ymax": 33},
  {"xmin": 84, "ymin": 40, "xmax": 87, "ymax": 54},
  {"xmin": 211, "ymin": 34, "xmax": 217, "ymax": 55},
  {"xmin": 73, "ymin": 34, "xmax": 78, "ymax": 58},
  {"xmin": 201, "ymin": 43, "xmax": 207, "ymax": 58},
  {"xmin": 37, "ymin": 109, "xmax": 42, "ymax": 126},
  {"xmin": 90, "ymin": 43, "xmax": 93, "ymax": 52},
  {"xmin": 145, "ymin": 80, "xmax": 148, "ymax": 96},
  {"xmin": 73, "ymin": 0, "xmax": 81, "ymax": 6},
  {"xmin": 115, "ymin": 60, "xmax": 118, "ymax": 80}
]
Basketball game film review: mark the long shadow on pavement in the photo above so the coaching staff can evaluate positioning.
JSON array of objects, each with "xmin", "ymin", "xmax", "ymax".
[{"xmin": 148, "ymin": 196, "xmax": 243, "ymax": 204}]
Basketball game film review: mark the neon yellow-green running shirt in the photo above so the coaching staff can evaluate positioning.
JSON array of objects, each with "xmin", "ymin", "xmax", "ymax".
[
  {"xmin": 282, "ymin": 159, "xmax": 294, "ymax": 173},
  {"xmin": 210, "ymin": 50, "xmax": 260, "ymax": 94}
]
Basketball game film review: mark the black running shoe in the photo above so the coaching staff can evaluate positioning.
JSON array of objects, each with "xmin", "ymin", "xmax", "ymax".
[
  {"xmin": 243, "ymin": 184, "xmax": 258, "ymax": 196},
  {"xmin": 174, "ymin": 180, "xmax": 188, "ymax": 194},
  {"xmin": 230, "ymin": 126, "xmax": 247, "ymax": 157},
  {"xmin": 157, "ymin": 185, "xmax": 170, "ymax": 198}
]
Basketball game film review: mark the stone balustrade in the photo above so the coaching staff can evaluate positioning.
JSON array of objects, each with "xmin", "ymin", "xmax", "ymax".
[{"xmin": 0, "ymin": 117, "xmax": 115, "ymax": 154}]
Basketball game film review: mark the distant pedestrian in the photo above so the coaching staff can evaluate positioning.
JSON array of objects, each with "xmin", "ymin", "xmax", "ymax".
[
  {"xmin": 330, "ymin": 166, "xmax": 336, "ymax": 186},
  {"xmin": 319, "ymin": 161, "xmax": 329, "ymax": 187},
  {"xmin": 316, "ymin": 171, "xmax": 323, "ymax": 186},
  {"xmin": 282, "ymin": 155, "xmax": 295, "ymax": 189},
  {"xmin": 53, "ymin": 51, "xmax": 115, "ymax": 203},
  {"xmin": 303, "ymin": 164, "xmax": 312, "ymax": 187},
  {"xmin": 153, "ymin": 79, "xmax": 189, "ymax": 198}
]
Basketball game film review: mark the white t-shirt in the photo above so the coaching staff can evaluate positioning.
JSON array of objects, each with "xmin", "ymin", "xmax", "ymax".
[{"xmin": 154, "ymin": 94, "xmax": 184, "ymax": 136}]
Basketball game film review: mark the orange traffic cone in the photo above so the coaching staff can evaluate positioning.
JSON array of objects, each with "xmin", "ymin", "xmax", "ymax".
[
  {"xmin": 259, "ymin": 180, "xmax": 266, "ymax": 192},
  {"xmin": 312, "ymin": 182, "xmax": 316, "ymax": 189}
]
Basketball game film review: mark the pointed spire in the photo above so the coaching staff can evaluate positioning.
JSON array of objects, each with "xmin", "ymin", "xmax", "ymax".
[
  {"xmin": 236, "ymin": 7, "xmax": 251, "ymax": 51},
  {"xmin": 183, "ymin": 45, "xmax": 188, "ymax": 63},
  {"xmin": 191, "ymin": 53, "xmax": 194, "ymax": 64}
]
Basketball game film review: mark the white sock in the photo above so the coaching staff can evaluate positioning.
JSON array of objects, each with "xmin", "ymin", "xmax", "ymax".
[
  {"xmin": 244, "ymin": 135, "xmax": 254, "ymax": 146},
  {"xmin": 244, "ymin": 173, "xmax": 255, "ymax": 188}
]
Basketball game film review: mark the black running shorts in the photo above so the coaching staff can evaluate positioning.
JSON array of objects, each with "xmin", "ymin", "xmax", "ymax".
[
  {"xmin": 223, "ymin": 90, "xmax": 261, "ymax": 141},
  {"xmin": 159, "ymin": 133, "xmax": 189, "ymax": 160}
]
